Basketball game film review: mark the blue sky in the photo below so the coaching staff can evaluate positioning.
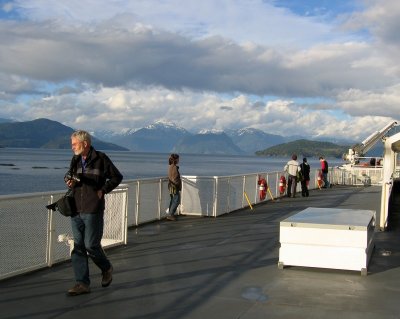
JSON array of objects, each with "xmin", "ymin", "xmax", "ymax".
[
  {"xmin": 0, "ymin": 0, "xmax": 399, "ymax": 140},
  {"xmin": 275, "ymin": 0, "xmax": 360, "ymax": 17}
]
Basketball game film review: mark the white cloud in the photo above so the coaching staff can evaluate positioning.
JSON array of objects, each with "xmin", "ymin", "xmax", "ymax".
[
  {"xmin": 337, "ymin": 85, "xmax": 400, "ymax": 117},
  {"xmin": 107, "ymin": 91, "xmax": 127, "ymax": 110},
  {"xmin": 1, "ymin": 20, "xmax": 393, "ymax": 98},
  {"xmin": 12, "ymin": 0, "xmax": 346, "ymax": 47},
  {"xmin": 0, "ymin": 0, "xmax": 399, "ymax": 141},
  {"xmin": 2, "ymin": 2, "xmax": 14, "ymax": 13}
]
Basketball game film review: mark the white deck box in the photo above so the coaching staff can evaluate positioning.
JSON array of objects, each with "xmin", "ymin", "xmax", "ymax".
[{"xmin": 278, "ymin": 207, "xmax": 375, "ymax": 275}]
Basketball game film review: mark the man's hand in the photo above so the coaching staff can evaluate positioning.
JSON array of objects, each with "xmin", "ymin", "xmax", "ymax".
[
  {"xmin": 97, "ymin": 190, "xmax": 104, "ymax": 199},
  {"xmin": 66, "ymin": 180, "xmax": 75, "ymax": 188}
]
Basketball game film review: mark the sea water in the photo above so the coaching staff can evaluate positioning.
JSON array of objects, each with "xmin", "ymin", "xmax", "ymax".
[{"xmin": 0, "ymin": 148, "xmax": 342, "ymax": 195}]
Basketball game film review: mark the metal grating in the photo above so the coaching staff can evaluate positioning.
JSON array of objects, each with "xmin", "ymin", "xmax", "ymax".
[{"xmin": 0, "ymin": 186, "xmax": 128, "ymax": 281}]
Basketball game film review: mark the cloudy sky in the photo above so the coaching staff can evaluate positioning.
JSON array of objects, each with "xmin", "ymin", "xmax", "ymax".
[{"xmin": 0, "ymin": 0, "xmax": 399, "ymax": 140}]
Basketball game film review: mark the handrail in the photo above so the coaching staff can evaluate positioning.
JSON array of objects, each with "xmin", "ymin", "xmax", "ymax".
[{"xmin": 0, "ymin": 167, "xmax": 383, "ymax": 280}]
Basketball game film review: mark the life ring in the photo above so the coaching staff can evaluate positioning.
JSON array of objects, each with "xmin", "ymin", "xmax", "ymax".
[
  {"xmin": 317, "ymin": 171, "xmax": 323, "ymax": 189},
  {"xmin": 279, "ymin": 175, "xmax": 286, "ymax": 195},
  {"xmin": 258, "ymin": 177, "xmax": 267, "ymax": 200}
]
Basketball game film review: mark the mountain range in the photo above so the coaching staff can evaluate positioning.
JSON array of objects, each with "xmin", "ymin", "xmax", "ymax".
[
  {"xmin": 0, "ymin": 117, "xmax": 369, "ymax": 157},
  {"xmin": 93, "ymin": 122, "xmax": 357, "ymax": 156},
  {"xmin": 0, "ymin": 118, "xmax": 127, "ymax": 151},
  {"xmin": 94, "ymin": 123, "xmax": 305, "ymax": 155}
]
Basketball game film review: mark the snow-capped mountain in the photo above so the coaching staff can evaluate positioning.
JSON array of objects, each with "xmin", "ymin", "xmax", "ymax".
[
  {"xmin": 95, "ymin": 121, "xmax": 190, "ymax": 153},
  {"xmin": 198, "ymin": 129, "xmax": 224, "ymax": 135},
  {"xmin": 93, "ymin": 128, "xmax": 138, "ymax": 140},
  {"xmin": 226, "ymin": 128, "xmax": 285, "ymax": 154},
  {"xmin": 145, "ymin": 120, "xmax": 188, "ymax": 133},
  {"xmin": 173, "ymin": 131, "xmax": 245, "ymax": 155},
  {"xmin": 0, "ymin": 117, "xmax": 358, "ymax": 155},
  {"xmin": 95, "ymin": 123, "xmax": 293, "ymax": 154}
]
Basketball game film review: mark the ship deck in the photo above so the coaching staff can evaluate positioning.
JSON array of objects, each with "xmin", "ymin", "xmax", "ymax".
[{"xmin": 2, "ymin": 184, "xmax": 400, "ymax": 319}]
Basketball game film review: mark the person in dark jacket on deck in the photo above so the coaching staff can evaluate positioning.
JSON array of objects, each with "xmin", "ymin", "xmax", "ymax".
[
  {"xmin": 167, "ymin": 153, "xmax": 182, "ymax": 221},
  {"xmin": 300, "ymin": 157, "xmax": 310, "ymax": 197},
  {"xmin": 66, "ymin": 130, "xmax": 123, "ymax": 296}
]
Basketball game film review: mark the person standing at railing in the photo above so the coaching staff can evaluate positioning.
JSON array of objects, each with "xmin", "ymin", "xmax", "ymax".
[
  {"xmin": 319, "ymin": 156, "xmax": 331, "ymax": 188},
  {"xmin": 167, "ymin": 153, "xmax": 182, "ymax": 221},
  {"xmin": 370, "ymin": 158, "xmax": 376, "ymax": 166},
  {"xmin": 66, "ymin": 130, "xmax": 123, "ymax": 296},
  {"xmin": 300, "ymin": 157, "xmax": 310, "ymax": 197},
  {"xmin": 284, "ymin": 154, "xmax": 300, "ymax": 198}
]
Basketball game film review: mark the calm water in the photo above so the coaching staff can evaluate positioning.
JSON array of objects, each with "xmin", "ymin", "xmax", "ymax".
[{"xmin": 0, "ymin": 148, "xmax": 342, "ymax": 195}]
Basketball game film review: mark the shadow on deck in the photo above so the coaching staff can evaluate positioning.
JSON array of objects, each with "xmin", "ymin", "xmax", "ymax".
[{"xmin": 1, "ymin": 184, "xmax": 400, "ymax": 319}]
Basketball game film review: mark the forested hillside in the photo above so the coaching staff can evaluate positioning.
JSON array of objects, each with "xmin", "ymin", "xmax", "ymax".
[{"xmin": 255, "ymin": 139, "xmax": 349, "ymax": 158}]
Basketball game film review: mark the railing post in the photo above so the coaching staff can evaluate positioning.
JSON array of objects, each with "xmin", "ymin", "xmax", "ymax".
[
  {"xmin": 123, "ymin": 187, "xmax": 129, "ymax": 245},
  {"xmin": 242, "ymin": 175, "xmax": 246, "ymax": 208},
  {"xmin": 380, "ymin": 182, "xmax": 388, "ymax": 230},
  {"xmin": 213, "ymin": 177, "xmax": 218, "ymax": 217},
  {"xmin": 254, "ymin": 174, "xmax": 258, "ymax": 204},
  {"xmin": 158, "ymin": 178, "xmax": 162, "ymax": 220},
  {"xmin": 227, "ymin": 177, "xmax": 231, "ymax": 214},
  {"xmin": 135, "ymin": 181, "xmax": 140, "ymax": 226},
  {"xmin": 46, "ymin": 195, "xmax": 56, "ymax": 267}
]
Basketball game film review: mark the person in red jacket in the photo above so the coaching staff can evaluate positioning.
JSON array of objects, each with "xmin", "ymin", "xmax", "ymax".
[{"xmin": 319, "ymin": 156, "xmax": 330, "ymax": 188}]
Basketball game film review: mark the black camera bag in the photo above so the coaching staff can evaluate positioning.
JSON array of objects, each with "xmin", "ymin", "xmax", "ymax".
[{"xmin": 46, "ymin": 189, "xmax": 77, "ymax": 217}]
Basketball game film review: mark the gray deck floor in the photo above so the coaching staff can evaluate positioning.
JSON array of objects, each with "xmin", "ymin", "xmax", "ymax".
[{"xmin": 2, "ymin": 185, "xmax": 400, "ymax": 319}]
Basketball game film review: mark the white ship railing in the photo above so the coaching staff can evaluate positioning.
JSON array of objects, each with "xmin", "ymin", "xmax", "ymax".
[
  {"xmin": 0, "ymin": 185, "xmax": 128, "ymax": 281},
  {"xmin": 331, "ymin": 167, "xmax": 383, "ymax": 186},
  {"xmin": 0, "ymin": 167, "xmax": 382, "ymax": 280}
]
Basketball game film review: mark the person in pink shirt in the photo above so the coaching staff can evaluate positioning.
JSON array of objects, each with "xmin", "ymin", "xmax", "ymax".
[{"xmin": 319, "ymin": 156, "xmax": 330, "ymax": 188}]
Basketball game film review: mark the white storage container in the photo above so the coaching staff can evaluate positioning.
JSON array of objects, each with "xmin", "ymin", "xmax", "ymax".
[{"xmin": 278, "ymin": 207, "xmax": 375, "ymax": 275}]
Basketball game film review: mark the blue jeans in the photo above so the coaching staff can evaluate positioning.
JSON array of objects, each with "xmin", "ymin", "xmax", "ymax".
[
  {"xmin": 70, "ymin": 211, "xmax": 111, "ymax": 286},
  {"xmin": 323, "ymin": 172, "xmax": 330, "ymax": 188},
  {"xmin": 169, "ymin": 192, "xmax": 181, "ymax": 216}
]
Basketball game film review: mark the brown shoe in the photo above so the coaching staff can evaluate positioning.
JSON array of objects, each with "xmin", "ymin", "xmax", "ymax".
[
  {"xmin": 102, "ymin": 266, "xmax": 113, "ymax": 287},
  {"xmin": 166, "ymin": 215, "xmax": 177, "ymax": 221},
  {"xmin": 67, "ymin": 283, "xmax": 90, "ymax": 296}
]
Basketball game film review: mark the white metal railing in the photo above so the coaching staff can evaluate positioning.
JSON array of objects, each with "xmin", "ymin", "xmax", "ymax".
[
  {"xmin": 0, "ymin": 167, "xmax": 381, "ymax": 280},
  {"xmin": 0, "ymin": 185, "xmax": 128, "ymax": 281},
  {"xmin": 330, "ymin": 166, "xmax": 384, "ymax": 186},
  {"xmin": 123, "ymin": 170, "xmax": 306, "ymax": 221}
]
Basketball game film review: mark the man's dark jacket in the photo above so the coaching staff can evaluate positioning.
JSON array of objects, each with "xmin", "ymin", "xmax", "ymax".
[
  {"xmin": 300, "ymin": 162, "xmax": 310, "ymax": 181},
  {"xmin": 69, "ymin": 147, "xmax": 123, "ymax": 214}
]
